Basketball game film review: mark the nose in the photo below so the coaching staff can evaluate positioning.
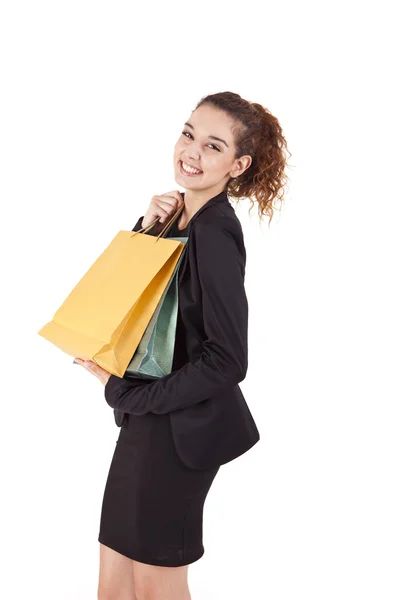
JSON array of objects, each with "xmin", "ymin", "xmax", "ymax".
[{"xmin": 187, "ymin": 140, "xmax": 201, "ymax": 160}]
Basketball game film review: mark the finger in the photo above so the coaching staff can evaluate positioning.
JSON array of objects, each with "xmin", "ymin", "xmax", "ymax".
[
  {"xmin": 150, "ymin": 202, "xmax": 170, "ymax": 224},
  {"xmin": 75, "ymin": 358, "xmax": 96, "ymax": 372},
  {"xmin": 161, "ymin": 191, "xmax": 183, "ymax": 207},
  {"xmin": 83, "ymin": 362, "xmax": 103, "ymax": 382},
  {"xmin": 154, "ymin": 197, "xmax": 177, "ymax": 212},
  {"xmin": 85, "ymin": 360, "xmax": 109, "ymax": 377},
  {"xmin": 155, "ymin": 194, "xmax": 183, "ymax": 223},
  {"xmin": 151, "ymin": 200, "xmax": 175, "ymax": 223},
  {"xmin": 85, "ymin": 360, "xmax": 103, "ymax": 373}
]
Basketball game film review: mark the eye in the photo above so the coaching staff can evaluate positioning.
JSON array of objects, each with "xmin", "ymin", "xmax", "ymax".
[{"xmin": 181, "ymin": 130, "xmax": 221, "ymax": 152}]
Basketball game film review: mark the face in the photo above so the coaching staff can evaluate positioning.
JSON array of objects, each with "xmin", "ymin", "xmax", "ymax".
[{"xmin": 173, "ymin": 104, "xmax": 252, "ymax": 195}]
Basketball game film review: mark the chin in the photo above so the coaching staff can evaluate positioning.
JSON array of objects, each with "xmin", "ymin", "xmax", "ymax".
[{"xmin": 175, "ymin": 173, "xmax": 204, "ymax": 189}]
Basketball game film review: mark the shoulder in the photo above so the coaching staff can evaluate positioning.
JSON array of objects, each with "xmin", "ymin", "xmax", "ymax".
[
  {"xmin": 191, "ymin": 205, "xmax": 246, "ymax": 266},
  {"xmin": 194, "ymin": 202, "xmax": 244, "ymax": 242}
]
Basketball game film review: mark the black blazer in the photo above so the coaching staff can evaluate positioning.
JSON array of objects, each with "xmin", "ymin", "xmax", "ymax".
[{"xmin": 104, "ymin": 190, "xmax": 260, "ymax": 470}]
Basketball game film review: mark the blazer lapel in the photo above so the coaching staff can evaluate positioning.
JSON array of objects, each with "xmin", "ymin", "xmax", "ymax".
[{"xmin": 176, "ymin": 190, "xmax": 229, "ymax": 286}]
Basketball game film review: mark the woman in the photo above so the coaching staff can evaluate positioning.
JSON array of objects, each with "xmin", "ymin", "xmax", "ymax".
[{"xmin": 75, "ymin": 91, "xmax": 290, "ymax": 600}]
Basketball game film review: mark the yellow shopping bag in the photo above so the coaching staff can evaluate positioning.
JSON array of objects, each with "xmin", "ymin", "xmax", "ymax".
[{"xmin": 37, "ymin": 205, "xmax": 186, "ymax": 377}]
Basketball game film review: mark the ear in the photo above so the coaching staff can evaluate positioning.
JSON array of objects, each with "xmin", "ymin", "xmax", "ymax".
[{"xmin": 231, "ymin": 155, "xmax": 253, "ymax": 178}]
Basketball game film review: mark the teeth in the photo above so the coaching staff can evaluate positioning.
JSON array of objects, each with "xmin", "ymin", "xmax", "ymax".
[{"xmin": 181, "ymin": 161, "xmax": 202, "ymax": 174}]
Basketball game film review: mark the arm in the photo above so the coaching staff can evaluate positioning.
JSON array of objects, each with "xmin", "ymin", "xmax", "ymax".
[{"xmin": 104, "ymin": 221, "xmax": 248, "ymax": 415}]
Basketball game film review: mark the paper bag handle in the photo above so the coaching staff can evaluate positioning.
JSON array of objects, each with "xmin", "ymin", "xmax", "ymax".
[{"xmin": 130, "ymin": 202, "xmax": 186, "ymax": 242}]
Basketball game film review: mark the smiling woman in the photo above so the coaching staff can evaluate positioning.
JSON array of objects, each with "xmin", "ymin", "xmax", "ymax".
[{"xmin": 93, "ymin": 91, "xmax": 291, "ymax": 600}]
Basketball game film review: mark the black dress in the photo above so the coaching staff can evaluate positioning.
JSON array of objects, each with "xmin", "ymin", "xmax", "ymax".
[{"xmin": 98, "ymin": 218, "xmax": 221, "ymax": 567}]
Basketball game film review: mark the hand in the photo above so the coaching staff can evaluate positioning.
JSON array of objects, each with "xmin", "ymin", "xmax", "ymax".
[
  {"xmin": 74, "ymin": 358, "xmax": 112, "ymax": 386},
  {"xmin": 142, "ymin": 191, "xmax": 184, "ymax": 232}
]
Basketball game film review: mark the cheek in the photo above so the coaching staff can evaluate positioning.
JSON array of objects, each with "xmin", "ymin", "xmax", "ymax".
[
  {"xmin": 207, "ymin": 155, "xmax": 227, "ymax": 172},
  {"xmin": 173, "ymin": 141, "xmax": 182, "ymax": 158},
  {"xmin": 174, "ymin": 139, "xmax": 186, "ymax": 152}
]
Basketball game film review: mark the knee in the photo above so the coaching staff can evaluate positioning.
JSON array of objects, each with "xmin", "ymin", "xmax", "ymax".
[
  {"xmin": 97, "ymin": 583, "xmax": 137, "ymax": 600},
  {"xmin": 134, "ymin": 579, "xmax": 190, "ymax": 600},
  {"xmin": 133, "ymin": 582, "xmax": 152, "ymax": 600},
  {"xmin": 132, "ymin": 562, "xmax": 190, "ymax": 600},
  {"xmin": 135, "ymin": 590, "xmax": 191, "ymax": 600}
]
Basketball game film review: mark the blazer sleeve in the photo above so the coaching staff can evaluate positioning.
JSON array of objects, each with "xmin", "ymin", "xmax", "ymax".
[
  {"xmin": 132, "ymin": 216, "xmax": 144, "ymax": 231},
  {"xmin": 132, "ymin": 216, "xmax": 149, "ymax": 233},
  {"xmin": 104, "ymin": 220, "xmax": 248, "ymax": 415}
]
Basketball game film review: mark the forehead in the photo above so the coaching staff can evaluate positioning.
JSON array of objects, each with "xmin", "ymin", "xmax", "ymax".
[{"xmin": 187, "ymin": 104, "xmax": 236, "ymax": 142}]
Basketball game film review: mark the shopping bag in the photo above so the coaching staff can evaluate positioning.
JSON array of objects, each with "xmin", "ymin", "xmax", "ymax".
[
  {"xmin": 37, "ymin": 205, "xmax": 186, "ymax": 377},
  {"xmin": 124, "ymin": 235, "xmax": 188, "ymax": 379}
]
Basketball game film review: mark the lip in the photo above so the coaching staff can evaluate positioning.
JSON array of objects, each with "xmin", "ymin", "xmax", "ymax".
[{"xmin": 179, "ymin": 160, "xmax": 203, "ymax": 176}]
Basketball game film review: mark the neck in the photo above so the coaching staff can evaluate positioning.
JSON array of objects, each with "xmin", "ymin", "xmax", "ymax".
[{"xmin": 182, "ymin": 184, "xmax": 226, "ymax": 220}]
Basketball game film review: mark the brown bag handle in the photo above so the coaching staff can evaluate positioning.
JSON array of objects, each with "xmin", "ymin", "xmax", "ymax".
[{"xmin": 130, "ymin": 203, "xmax": 185, "ymax": 242}]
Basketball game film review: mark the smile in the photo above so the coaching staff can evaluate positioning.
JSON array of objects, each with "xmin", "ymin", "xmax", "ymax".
[{"xmin": 179, "ymin": 160, "xmax": 203, "ymax": 176}]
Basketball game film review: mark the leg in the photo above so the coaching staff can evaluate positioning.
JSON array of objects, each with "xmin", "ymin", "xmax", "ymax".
[
  {"xmin": 133, "ymin": 560, "xmax": 191, "ymax": 600},
  {"xmin": 98, "ymin": 542, "xmax": 137, "ymax": 600}
]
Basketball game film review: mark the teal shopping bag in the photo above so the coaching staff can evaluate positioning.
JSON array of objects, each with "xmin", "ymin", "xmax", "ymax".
[{"xmin": 124, "ymin": 236, "xmax": 188, "ymax": 380}]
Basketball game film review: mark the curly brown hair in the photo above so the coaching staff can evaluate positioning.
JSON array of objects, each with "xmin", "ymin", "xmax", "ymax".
[{"xmin": 194, "ymin": 91, "xmax": 292, "ymax": 226}]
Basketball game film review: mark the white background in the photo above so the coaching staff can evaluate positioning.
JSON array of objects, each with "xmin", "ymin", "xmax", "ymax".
[{"xmin": 1, "ymin": 1, "xmax": 399, "ymax": 598}]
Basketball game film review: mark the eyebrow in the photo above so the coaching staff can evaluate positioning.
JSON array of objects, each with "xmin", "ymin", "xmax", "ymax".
[{"xmin": 184, "ymin": 122, "xmax": 229, "ymax": 148}]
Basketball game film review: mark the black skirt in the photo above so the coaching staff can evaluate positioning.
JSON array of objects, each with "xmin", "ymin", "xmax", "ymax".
[{"xmin": 98, "ymin": 411, "xmax": 220, "ymax": 567}]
